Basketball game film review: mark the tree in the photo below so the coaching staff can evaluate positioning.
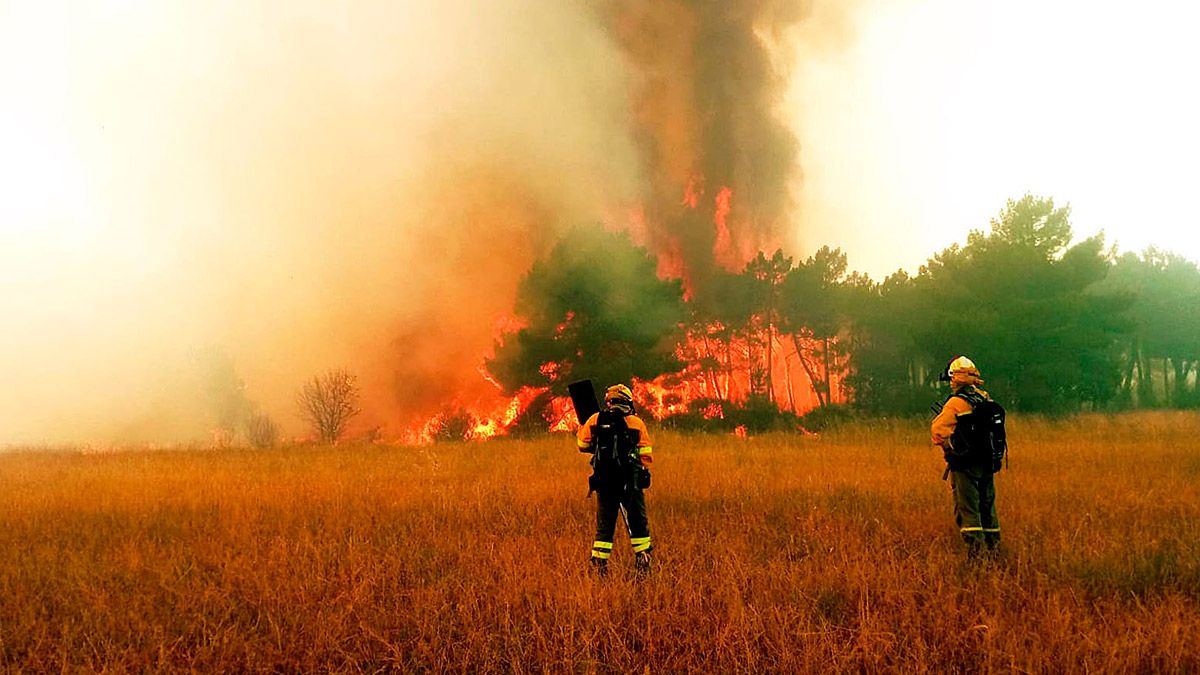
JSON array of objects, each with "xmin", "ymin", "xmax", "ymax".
[
  {"xmin": 1105, "ymin": 249, "xmax": 1200, "ymax": 407},
  {"xmin": 683, "ymin": 269, "xmax": 758, "ymax": 403},
  {"xmin": 840, "ymin": 269, "xmax": 933, "ymax": 414},
  {"xmin": 740, "ymin": 249, "xmax": 793, "ymax": 401},
  {"xmin": 428, "ymin": 407, "xmax": 475, "ymax": 443},
  {"xmin": 244, "ymin": 413, "xmax": 280, "ymax": 449},
  {"xmin": 197, "ymin": 346, "xmax": 253, "ymax": 446},
  {"xmin": 780, "ymin": 246, "xmax": 849, "ymax": 408},
  {"xmin": 297, "ymin": 369, "xmax": 361, "ymax": 443},
  {"xmin": 911, "ymin": 195, "xmax": 1130, "ymax": 411},
  {"xmin": 487, "ymin": 227, "xmax": 687, "ymax": 395},
  {"xmin": 979, "ymin": 193, "xmax": 1072, "ymax": 256},
  {"xmin": 839, "ymin": 195, "xmax": 1136, "ymax": 415}
]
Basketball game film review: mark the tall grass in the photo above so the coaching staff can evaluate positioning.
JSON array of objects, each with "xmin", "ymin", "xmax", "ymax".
[{"xmin": 1, "ymin": 412, "xmax": 1197, "ymax": 672}]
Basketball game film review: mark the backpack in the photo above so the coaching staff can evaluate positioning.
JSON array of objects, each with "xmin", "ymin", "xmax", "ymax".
[
  {"xmin": 945, "ymin": 388, "xmax": 1007, "ymax": 473},
  {"xmin": 589, "ymin": 410, "xmax": 645, "ymax": 493}
]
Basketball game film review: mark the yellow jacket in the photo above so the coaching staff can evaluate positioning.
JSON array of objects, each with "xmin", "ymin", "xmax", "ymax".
[{"xmin": 931, "ymin": 371, "xmax": 989, "ymax": 449}]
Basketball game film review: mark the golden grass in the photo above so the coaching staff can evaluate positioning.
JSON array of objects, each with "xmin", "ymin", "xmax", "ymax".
[{"xmin": 1, "ymin": 412, "xmax": 1198, "ymax": 672}]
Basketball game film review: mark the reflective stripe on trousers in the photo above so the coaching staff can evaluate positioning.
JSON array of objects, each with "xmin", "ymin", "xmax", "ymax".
[
  {"xmin": 591, "ymin": 540, "xmax": 613, "ymax": 560},
  {"xmin": 593, "ymin": 486, "xmax": 651, "ymax": 558}
]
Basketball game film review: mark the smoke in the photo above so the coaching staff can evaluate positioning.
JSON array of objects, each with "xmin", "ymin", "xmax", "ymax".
[
  {"xmin": 0, "ymin": 0, "xmax": 850, "ymax": 444},
  {"xmin": 606, "ymin": 0, "xmax": 809, "ymax": 296}
]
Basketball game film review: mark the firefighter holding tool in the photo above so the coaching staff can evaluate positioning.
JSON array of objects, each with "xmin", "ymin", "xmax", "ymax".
[{"xmin": 576, "ymin": 383, "xmax": 654, "ymax": 577}]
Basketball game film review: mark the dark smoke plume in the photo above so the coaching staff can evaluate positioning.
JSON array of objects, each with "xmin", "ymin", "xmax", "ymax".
[
  {"xmin": 391, "ymin": 1, "xmax": 813, "ymax": 429},
  {"xmin": 606, "ymin": 0, "xmax": 805, "ymax": 297}
]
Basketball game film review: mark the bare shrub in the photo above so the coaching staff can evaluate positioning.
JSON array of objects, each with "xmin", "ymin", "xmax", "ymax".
[
  {"xmin": 297, "ymin": 369, "xmax": 361, "ymax": 443},
  {"xmin": 430, "ymin": 408, "xmax": 475, "ymax": 443},
  {"xmin": 244, "ymin": 413, "xmax": 279, "ymax": 449}
]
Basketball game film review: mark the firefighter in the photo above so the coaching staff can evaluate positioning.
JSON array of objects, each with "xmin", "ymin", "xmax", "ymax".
[
  {"xmin": 576, "ymin": 383, "xmax": 654, "ymax": 576},
  {"xmin": 931, "ymin": 356, "xmax": 1001, "ymax": 557}
]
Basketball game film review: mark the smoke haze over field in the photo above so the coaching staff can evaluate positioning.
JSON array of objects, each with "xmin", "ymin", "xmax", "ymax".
[
  {"xmin": 0, "ymin": 1, "xmax": 841, "ymax": 444},
  {"xmin": 5, "ymin": 1, "xmax": 1198, "ymax": 444}
]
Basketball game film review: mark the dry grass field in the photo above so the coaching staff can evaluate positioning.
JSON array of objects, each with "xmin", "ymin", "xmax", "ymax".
[{"xmin": 2, "ymin": 412, "xmax": 1199, "ymax": 673}]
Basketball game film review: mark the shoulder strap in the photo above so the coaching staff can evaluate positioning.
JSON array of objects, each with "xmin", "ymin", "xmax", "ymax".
[
  {"xmin": 953, "ymin": 387, "xmax": 987, "ymax": 408},
  {"xmin": 597, "ymin": 410, "xmax": 629, "ymax": 430}
]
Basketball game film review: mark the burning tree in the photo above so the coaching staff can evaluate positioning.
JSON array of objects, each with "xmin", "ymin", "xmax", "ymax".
[
  {"xmin": 297, "ymin": 369, "xmax": 361, "ymax": 443},
  {"xmin": 481, "ymin": 224, "xmax": 860, "ymax": 432},
  {"xmin": 677, "ymin": 248, "xmax": 856, "ymax": 414},
  {"xmin": 487, "ymin": 227, "xmax": 686, "ymax": 397},
  {"xmin": 740, "ymin": 249, "xmax": 793, "ymax": 401},
  {"xmin": 780, "ymin": 247, "xmax": 859, "ymax": 408},
  {"xmin": 681, "ymin": 270, "xmax": 756, "ymax": 403},
  {"xmin": 426, "ymin": 407, "xmax": 476, "ymax": 443}
]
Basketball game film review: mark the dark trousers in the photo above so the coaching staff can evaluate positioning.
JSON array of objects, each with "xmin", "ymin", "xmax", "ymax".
[
  {"xmin": 591, "ymin": 487, "xmax": 651, "ymax": 560},
  {"xmin": 951, "ymin": 466, "xmax": 1000, "ymax": 552}
]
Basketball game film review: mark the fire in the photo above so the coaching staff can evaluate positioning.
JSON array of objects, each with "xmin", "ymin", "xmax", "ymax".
[
  {"xmin": 403, "ymin": 384, "xmax": 547, "ymax": 445},
  {"xmin": 713, "ymin": 185, "xmax": 732, "ymax": 229},
  {"xmin": 713, "ymin": 186, "xmax": 735, "ymax": 267},
  {"xmin": 404, "ymin": 329, "xmax": 845, "ymax": 445},
  {"xmin": 402, "ymin": 173, "xmax": 846, "ymax": 444},
  {"xmin": 627, "ymin": 328, "xmax": 846, "ymax": 422},
  {"xmin": 493, "ymin": 313, "xmax": 526, "ymax": 335},
  {"xmin": 682, "ymin": 175, "xmax": 703, "ymax": 209},
  {"xmin": 547, "ymin": 396, "xmax": 577, "ymax": 433},
  {"xmin": 682, "ymin": 176, "xmax": 738, "ymax": 271}
]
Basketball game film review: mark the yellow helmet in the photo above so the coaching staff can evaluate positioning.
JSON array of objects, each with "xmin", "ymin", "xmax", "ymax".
[
  {"xmin": 605, "ymin": 384, "xmax": 633, "ymax": 405},
  {"xmin": 940, "ymin": 355, "xmax": 979, "ymax": 382},
  {"xmin": 949, "ymin": 356, "xmax": 977, "ymax": 375},
  {"xmin": 604, "ymin": 381, "xmax": 633, "ymax": 413}
]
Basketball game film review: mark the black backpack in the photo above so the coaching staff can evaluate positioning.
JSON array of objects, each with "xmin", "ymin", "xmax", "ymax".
[
  {"xmin": 945, "ymin": 389, "xmax": 1007, "ymax": 473},
  {"xmin": 589, "ymin": 411, "xmax": 644, "ymax": 492}
]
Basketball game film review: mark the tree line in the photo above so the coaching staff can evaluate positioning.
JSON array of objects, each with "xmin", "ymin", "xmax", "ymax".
[{"xmin": 489, "ymin": 195, "xmax": 1200, "ymax": 422}]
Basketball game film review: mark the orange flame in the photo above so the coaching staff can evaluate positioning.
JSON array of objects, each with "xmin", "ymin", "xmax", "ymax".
[
  {"xmin": 547, "ymin": 396, "xmax": 577, "ymax": 433},
  {"xmin": 539, "ymin": 361, "xmax": 561, "ymax": 381},
  {"xmin": 554, "ymin": 311, "xmax": 574, "ymax": 335},
  {"xmin": 405, "ymin": 328, "xmax": 846, "ymax": 444},
  {"xmin": 713, "ymin": 186, "xmax": 734, "ymax": 267},
  {"xmin": 402, "ymin": 176, "xmax": 847, "ymax": 443},
  {"xmin": 714, "ymin": 186, "xmax": 732, "ymax": 229},
  {"xmin": 682, "ymin": 175, "xmax": 703, "ymax": 209}
]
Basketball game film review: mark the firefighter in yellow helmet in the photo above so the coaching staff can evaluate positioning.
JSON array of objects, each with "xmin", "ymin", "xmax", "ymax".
[
  {"xmin": 576, "ymin": 383, "xmax": 654, "ymax": 576},
  {"xmin": 931, "ymin": 356, "xmax": 1002, "ymax": 557}
]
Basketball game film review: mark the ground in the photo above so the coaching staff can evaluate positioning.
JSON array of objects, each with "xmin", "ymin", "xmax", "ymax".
[{"xmin": 1, "ymin": 413, "xmax": 1198, "ymax": 672}]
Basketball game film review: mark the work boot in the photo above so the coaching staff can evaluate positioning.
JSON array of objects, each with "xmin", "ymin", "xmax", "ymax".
[
  {"xmin": 634, "ymin": 551, "xmax": 653, "ymax": 579},
  {"xmin": 590, "ymin": 557, "xmax": 609, "ymax": 578}
]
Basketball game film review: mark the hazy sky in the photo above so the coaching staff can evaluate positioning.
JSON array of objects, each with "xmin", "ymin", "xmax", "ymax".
[
  {"xmin": 791, "ymin": 0, "xmax": 1200, "ymax": 277},
  {"xmin": 1, "ymin": 0, "xmax": 1197, "ymax": 444}
]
